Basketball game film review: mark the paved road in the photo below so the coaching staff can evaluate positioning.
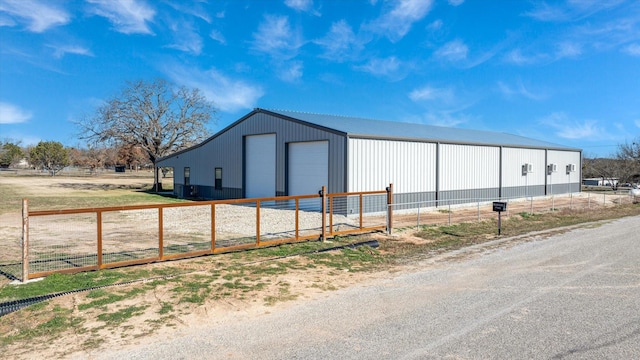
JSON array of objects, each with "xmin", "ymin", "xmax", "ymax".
[{"xmin": 86, "ymin": 216, "xmax": 640, "ymax": 359}]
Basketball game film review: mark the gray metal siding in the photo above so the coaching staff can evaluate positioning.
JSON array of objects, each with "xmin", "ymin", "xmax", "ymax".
[
  {"xmin": 502, "ymin": 185, "xmax": 546, "ymax": 198},
  {"xmin": 158, "ymin": 112, "xmax": 346, "ymax": 199}
]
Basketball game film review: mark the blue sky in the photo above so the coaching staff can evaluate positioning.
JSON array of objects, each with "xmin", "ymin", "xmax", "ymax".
[{"xmin": 1, "ymin": 0, "xmax": 639, "ymax": 157}]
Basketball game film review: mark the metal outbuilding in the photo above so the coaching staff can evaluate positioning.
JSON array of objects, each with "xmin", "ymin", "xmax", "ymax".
[{"xmin": 156, "ymin": 108, "xmax": 582, "ymax": 206}]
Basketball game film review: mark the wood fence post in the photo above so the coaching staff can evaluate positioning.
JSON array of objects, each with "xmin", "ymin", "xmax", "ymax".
[
  {"xmin": 387, "ymin": 183, "xmax": 393, "ymax": 235},
  {"xmin": 22, "ymin": 199, "xmax": 29, "ymax": 283},
  {"xmin": 321, "ymin": 186, "xmax": 327, "ymax": 241}
]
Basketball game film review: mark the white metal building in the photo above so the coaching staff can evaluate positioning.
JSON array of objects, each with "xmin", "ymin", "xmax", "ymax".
[{"xmin": 156, "ymin": 109, "xmax": 582, "ymax": 207}]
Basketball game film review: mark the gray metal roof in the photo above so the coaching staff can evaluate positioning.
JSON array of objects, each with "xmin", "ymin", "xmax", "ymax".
[{"xmin": 264, "ymin": 109, "xmax": 580, "ymax": 151}]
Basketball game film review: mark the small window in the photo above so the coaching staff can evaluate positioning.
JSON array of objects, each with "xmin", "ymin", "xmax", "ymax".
[
  {"xmin": 215, "ymin": 167, "xmax": 222, "ymax": 190},
  {"xmin": 184, "ymin": 167, "xmax": 190, "ymax": 186}
]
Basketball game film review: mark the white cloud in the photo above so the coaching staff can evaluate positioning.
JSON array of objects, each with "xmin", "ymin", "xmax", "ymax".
[
  {"xmin": 162, "ymin": 64, "xmax": 264, "ymax": 113},
  {"xmin": 166, "ymin": 20, "xmax": 202, "ymax": 55},
  {"xmin": 448, "ymin": 0, "xmax": 464, "ymax": 6},
  {"xmin": 278, "ymin": 61, "xmax": 303, "ymax": 82},
  {"xmin": 623, "ymin": 43, "xmax": 640, "ymax": 56},
  {"xmin": 555, "ymin": 41, "xmax": 582, "ymax": 58},
  {"xmin": 415, "ymin": 111, "xmax": 470, "ymax": 128},
  {"xmin": 434, "ymin": 39, "xmax": 468, "ymax": 61},
  {"xmin": 209, "ymin": 29, "xmax": 226, "ymax": 45},
  {"xmin": 504, "ymin": 49, "xmax": 547, "ymax": 65},
  {"xmin": 539, "ymin": 112, "xmax": 606, "ymax": 140},
  {"xmin": 47, "ymin": 44, "xmax": 94, "ymax": 59},
  {"xmin": 635, "ymin": 119, "xmax": 640, "ymax": 128},
  {"xmin": 409, "ymin": 85, "xmax": 454, "ymax": 103},
  {"xmin": 315, "ymin": 20, "xmax": 362, "ymax": 61},
  {"xmin": 497, "ymin": 80, "xmax": 546, "ymax": 101},
  {"xmin": 252, "ymin": 15, "xmax": 303, "ymax": 59},
  {"xmin": 284, "ymin": 0, "xmax": 320, "ymax": 16},
  {"xmin": 0, "ymin": 102, "xmax": 32, "ymax": 124},
  {"xmin": 367, "ymin": 0, "xmax": 434, "ymax": 42},
  {"xmin": 0, "ymin": 0, "xmax": 70, "ymax": 32},
  {"xmin": 86, "ymin": 0, "xmax": 155, "ymax": 35},
  {"xmin": 427, "ymin": 19, "xmax": 442, "ymax": 31},
  {"xmin": 355, "ymin": 56, "xmax": 409, "ymax": 81},
  {"xmin": 524, "ymin": 0, "xmax": 626, "ymax": 22}
]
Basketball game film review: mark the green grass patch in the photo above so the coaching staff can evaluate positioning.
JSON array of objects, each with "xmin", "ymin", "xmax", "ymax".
[
  {"xmin": 0, "ymin": 305, "xmax": 83, "ymax": 347},
  {"xmin": 97, "ymin": 305, "xmax": 149, "ymax": 325},
  {"xmin": 78, "ymin": 287, "xmax": 148, "ymax": 311},
  {"xmin": 0, "ymin": 268, "xmax": 178, "ymax": 302}
]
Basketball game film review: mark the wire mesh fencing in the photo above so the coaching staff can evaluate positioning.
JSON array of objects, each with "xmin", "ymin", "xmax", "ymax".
[
  {"xmin": 21, "ymin": 187, "xmax": 391, "ymax": 281},
  {"xmin": 388, "ymin": 191, "xmax": 636, "ymax": 229}
]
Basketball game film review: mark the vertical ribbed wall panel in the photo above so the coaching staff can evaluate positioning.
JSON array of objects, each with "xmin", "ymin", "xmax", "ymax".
[
  {"xmin": 347, "ymin": 139, "xmax": 436, "ymax": 193},
  {"xmin": 439, "ymin": 144, "xmax": 500, "ymax": 191},
  {"xmin": 501, "ymin": 148, "xmax": 546, "ymax": 188},
  {"xmin": 547, "ymin": 150, "xmax": 581, "ymax": 186}
]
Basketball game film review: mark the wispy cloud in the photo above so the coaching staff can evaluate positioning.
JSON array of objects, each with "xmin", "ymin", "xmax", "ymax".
[
  {"xmin": 354, "ymin": 56, "xmax": 409, "ymax": 81},
  {"xmin": 278, "ymin": 61, "xmax": 303, "ymax": 83},
  {"xmin": 409, "ymin": 85, "xmax": 455, "ymax": 103},
  {"xmin": 539, "ymin": 112, "xmax": 608, "ymax": 140},
  {"xmin": 367, "ymin": 0, "xmax": 434, "ymax": 42},
  {"xmin": 0, "ymin": 0, "xmax": 70, "ymax": 32},
  {"xmin": 86, "ymin": 0, "xmax": 155, "ymax": 35},
  {"xmin": 284, "ymin": 0, "xmax": 320, "ymax": 16},
  {"xmin": 165, "ymin": 1, "xmax": 211, "ymax": 23},
  {"xmin": 252, "ymin": 15, "xmax": 304, "ymax": 59},
  {"xmin": 623, "ymin": 43, "xmax": 640, "ymax": 56},
  {"xmin": 524, "ymin": 0, "xmax": 627, "ymax": 22},
  {"xmin": 166, "ymin": 20, "xmax": 202, "ymax": 55},
  {"xmin": 635, "ymin": 119, "xmax": 640, "ymax": 128},
  {"xmin": 448, "ymin": 0, "xmax": 464, "ymax": 6},
  {"xmin": 434, "ymin": 39, "xmax": 468, "ymax": 61},
  {"xmin": 47, "ymin": 44, "xmax": 94, "ymax": 59},
  {"xmin": 315, "ymin": 20, "xmax": 363, "ymax": 61},
  {"xmin": 0, "ymin": 101, "xmax": 32, "ymax": 124},
  {"xmin": 209, "ymin": 29, "xmax": 226, "ymax": 45},
  {"xmin": 497, "ymin": 80, "xmax": 546, "ymax": 101},
  {"xmin": 413, "ymin": 110, "xmax": 471, "ymax": 127},
  {"xmin": 162, "ymin": 64, "xmax": 264, "ymax": 113},
  {"xmin": 504, "ymin": 49, "xmax": 548, "ymax": 65}
]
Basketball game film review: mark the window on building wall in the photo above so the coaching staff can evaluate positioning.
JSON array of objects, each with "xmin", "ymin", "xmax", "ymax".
[
  {"xmin": 215, "ymin": 167, "xmax": 222, "ymax": 190},
  {"xmin": 184, "ymin": 167, "xmax": 190, "ymax": 186}
]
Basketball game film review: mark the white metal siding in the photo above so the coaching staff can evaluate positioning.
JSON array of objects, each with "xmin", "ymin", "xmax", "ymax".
[
  {"xmin": 348, "ymin": 138, "xmax": 436, "ymax": 193},
  {"xmin": 439, "ymin": 144, "xmax": 500, "ymax": 191},
  {"xmin": 288, "ymin": 141, "xmax": 329, "ymax": 195},
  {"xmin": 547, "ymin": 150, "xmax": 581, "ymax": 185},
  {"xmin": 502, "ymin": 148, "xmax": 546, "ymax": 187},
  {"xmin": 245, "ymin": 134, "xmax": 276, "ymax": 198}
]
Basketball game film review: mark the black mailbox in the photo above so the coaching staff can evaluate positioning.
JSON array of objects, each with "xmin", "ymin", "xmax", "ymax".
[{"xmin": 493, "ymin": 201, "xmax": 507, "ymax": 212}]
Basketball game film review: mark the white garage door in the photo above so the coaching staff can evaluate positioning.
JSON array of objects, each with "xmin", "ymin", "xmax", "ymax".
[
  {"xmin": 288, "ymin": 141, "xmax": 329, "ymax": 195},
  {"xmin": 245, "ymin": 134, "xmax": 276, "ymax": 198}
]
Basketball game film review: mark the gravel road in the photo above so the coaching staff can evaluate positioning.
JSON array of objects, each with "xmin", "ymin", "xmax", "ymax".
[{"xmin": 79, "ymin": 215, "xmax": 640, "ymax": 359}]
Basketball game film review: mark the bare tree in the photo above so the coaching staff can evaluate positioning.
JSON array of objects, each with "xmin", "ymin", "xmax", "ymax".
[
  {"xmin": 77, "ymin": 78, "xmax": 216, "ymax": 190},
  {"xmin": 616, "ymin": 138, "xmax": 640, "ymax": 185}
]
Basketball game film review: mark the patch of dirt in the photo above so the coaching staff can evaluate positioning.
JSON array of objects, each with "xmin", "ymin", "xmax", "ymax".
[{"xmin": 0, "ymin": 250, "xmax": 393, "ymax": 360}]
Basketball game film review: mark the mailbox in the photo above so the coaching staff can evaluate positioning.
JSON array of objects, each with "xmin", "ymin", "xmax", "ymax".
[{"xmin": 493, "ymin": 201, "xmax": 507, "ymax": 212}]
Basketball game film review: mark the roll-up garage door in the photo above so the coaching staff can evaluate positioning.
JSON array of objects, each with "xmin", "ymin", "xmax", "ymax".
[
  {"xmin": 245, "ymin": 134, "xmax": 276, "ymax": 198},
  {"xmin": 288, "ymin": 141, "xmax": 329, "ymax": 195}
]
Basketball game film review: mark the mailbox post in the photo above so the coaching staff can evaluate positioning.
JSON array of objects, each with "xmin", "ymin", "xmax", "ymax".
[{"xmin": 493, "ymin": 201, "xmax": 507, "ymax": 235}]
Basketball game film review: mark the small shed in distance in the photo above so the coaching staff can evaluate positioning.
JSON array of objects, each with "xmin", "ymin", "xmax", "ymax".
[{"xmin": 156, "ymin": 108, "xmax": 582, "ymax": 208}]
